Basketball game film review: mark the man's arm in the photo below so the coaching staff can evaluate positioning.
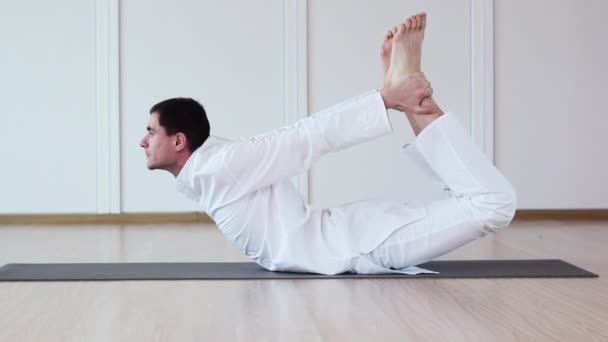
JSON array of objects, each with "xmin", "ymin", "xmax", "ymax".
[{"xmin": 220, "ymin": 90, "xmax": 391, "ymax": 194}]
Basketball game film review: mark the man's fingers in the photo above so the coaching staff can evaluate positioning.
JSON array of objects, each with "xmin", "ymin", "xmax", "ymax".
[
  {"xmin": 416, "ymin": 86, "xmax": 433, "ymax": 99},
  {"xmin": 404, "ymin": 103, "xmax": 437, "ymax": 115},
  {"xmin": 424, "ymin": 86, "xmax": 433, "ymax": 97}
]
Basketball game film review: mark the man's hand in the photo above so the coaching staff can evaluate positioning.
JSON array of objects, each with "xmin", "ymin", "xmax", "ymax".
[{"xmin": 380, "ymin": 73, "xmax": 435, "ymax": 114}]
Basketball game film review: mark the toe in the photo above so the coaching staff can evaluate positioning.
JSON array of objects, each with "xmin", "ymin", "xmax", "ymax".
[
  {"xmin": 405, "ymin": 18, "xmax": 412, "ymax": 31},
  {"xmin": 421, "ymin": 12, "xmax": 427, "ymax": 29},
  {"xmin": 396, "ymin": 23, "xmax": 406, "ymax": 35}
]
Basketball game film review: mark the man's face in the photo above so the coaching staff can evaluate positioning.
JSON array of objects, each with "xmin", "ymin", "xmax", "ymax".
[{"xmin": 139, "ymin": 112, "xmax": 178, "ymax": 171}]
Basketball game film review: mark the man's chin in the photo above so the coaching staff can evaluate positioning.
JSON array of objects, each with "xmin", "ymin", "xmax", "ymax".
[{"xmin": 146, "ymin": 161, "xmax": 170, "ymax": 172}]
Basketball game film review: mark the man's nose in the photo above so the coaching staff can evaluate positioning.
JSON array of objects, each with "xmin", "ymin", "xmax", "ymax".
[{"xmin": 139, "ymin": 137, "xmax": 147, "ymax": 148}]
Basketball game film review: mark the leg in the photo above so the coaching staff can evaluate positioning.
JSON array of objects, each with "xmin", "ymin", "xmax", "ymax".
[
  {"xmin": 363, "ymin": 112, "xmax": 517, "ymax": 270},
  {"xmin": 365, "ymin": 196, "xmax": 498, "ymax": 270},
  {"xmin": 363, "ymin": 13, "xmax": 517, "ymax": 270}
]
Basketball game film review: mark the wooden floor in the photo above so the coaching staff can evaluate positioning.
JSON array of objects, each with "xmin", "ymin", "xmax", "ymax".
[{"xmin": 0, "ymin": 219, "xmax": 607, "ymax": 341}]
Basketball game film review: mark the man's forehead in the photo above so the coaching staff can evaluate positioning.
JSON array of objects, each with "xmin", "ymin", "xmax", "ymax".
[{"xmin": 147, "ymin": 112, "xmax": 160, "ymax": 127}]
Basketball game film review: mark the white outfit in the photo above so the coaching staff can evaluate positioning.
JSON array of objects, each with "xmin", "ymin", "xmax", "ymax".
[{"xmin": 175, "ymin": 90, "xmax": 517, "ymax": 275}]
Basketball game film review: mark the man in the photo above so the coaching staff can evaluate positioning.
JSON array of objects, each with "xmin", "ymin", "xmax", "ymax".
[{"xmin": 140, "ymin": 13, "xmax": 516, "ymax": 274}]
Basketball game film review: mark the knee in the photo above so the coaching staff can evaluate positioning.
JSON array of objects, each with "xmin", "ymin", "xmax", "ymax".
[{"xmin": 468, "ymin": 187, "xmax": 517, "ymax": 233}]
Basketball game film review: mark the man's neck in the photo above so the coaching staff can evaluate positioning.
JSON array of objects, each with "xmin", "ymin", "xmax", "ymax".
[{"xmin": 169, "ymin": 152, "xmax": 193, "ymax": 178}]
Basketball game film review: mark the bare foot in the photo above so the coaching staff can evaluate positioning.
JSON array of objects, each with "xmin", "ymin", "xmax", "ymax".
[
  {"xmin": 380, "ymin": 13, "xmax": 444, "ymax": 135},
  {"xmin": 380, "ymin": 30, "xmax": 393, "ymax": 75},
  {"xmin": 380, "ymin": 12, "xmax": 433, "ymax": 113},
  {"xmin": 389, "ymin": 12, "xmax": 425, "ymax": 76}
]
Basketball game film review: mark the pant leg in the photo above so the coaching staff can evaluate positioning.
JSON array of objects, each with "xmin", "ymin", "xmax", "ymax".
[{"xmin": 363, "ymin": 112, "xmax": 517, "ymax": 270}]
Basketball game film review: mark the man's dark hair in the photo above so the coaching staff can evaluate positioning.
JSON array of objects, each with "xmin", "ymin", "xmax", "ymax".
[{"xmin": 149, "ymin": 97, "xmax": 210, "ymax": 152}]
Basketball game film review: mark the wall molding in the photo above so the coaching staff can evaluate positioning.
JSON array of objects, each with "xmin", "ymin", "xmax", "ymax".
[
  {"xmin": 283, "ymin": 0, "xmax": 309, "ymax": 201},
  {"xmin": 470, "ymin": 0, "xmax": 495, "ymax": 162},
  {"xmin": 0, "ymin": 213, "xmax": 213, "ymax": 225},
  {"xmin": 94, "ymin": 0, "xmax": 121, "ymax": 213},
  {"xmin": 2, "ymin": 210, "xmax": 607, "ymax": 225},
  {"xmin": 513, "ymin": 210, "xmax": 608, "ymax": 221}
]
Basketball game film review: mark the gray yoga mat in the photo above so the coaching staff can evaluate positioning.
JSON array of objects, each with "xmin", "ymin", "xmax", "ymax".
[{"xmin": 0, "ymin": 259, "xmax": 598, "ymax": 281}]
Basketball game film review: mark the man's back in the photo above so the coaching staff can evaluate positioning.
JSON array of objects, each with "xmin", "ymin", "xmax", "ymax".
[{"xmin": 176, "ymin": 136, "xmax": 350, "ymax": 274}]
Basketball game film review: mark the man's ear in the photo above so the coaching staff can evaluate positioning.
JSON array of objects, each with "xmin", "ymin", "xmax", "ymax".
[{"xmin": 174, "ymin": 133, "xmax": 188, "ymax": 152}]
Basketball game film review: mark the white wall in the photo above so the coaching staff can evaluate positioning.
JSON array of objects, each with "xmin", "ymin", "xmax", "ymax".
[
  {"xmin": 1, "ymin": 0, "xmax": 606, "ymax": 214},
  {"xmin": 119, "ymin": 0, "xmax": 284, "ymax": 213},
  {"xmin": 308, "ymin": 0, "xmax": 472, "ymax": 208},
  {"xmin": 0, "ymin": 0, "xmax": 98, "ymax": 214},
  {"xmin": 495, "ymin": 0, "xmax": 608, "ymax": 209}
]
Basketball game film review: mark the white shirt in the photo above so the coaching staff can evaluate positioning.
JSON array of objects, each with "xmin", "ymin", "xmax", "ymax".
[{"xmin": 176, "ymin": 90, "xmax": 433, "ymax": 274}]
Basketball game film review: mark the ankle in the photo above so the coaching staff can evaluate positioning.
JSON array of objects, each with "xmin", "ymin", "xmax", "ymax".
[
  {"xmin": 411, "ymin": 112, "xmax": 443, "ymax": 136},
  {"xmin": 407, "ymin": 97, "xmax": 444, "ymax": 136},
  {"xmin": 419, "ymin": 96, "xmax": 443, "ymax": 115}
]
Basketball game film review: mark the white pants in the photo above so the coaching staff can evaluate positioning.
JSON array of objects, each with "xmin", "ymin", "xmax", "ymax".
[{"xmin": 354, "ymin": 113, "xmax": 517, "ymax": 273}]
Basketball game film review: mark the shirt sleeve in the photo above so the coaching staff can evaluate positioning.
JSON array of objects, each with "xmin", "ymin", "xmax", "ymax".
[{"xmin": 220, "ymin": 90, "xmax": 392, "ymax": 194}]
